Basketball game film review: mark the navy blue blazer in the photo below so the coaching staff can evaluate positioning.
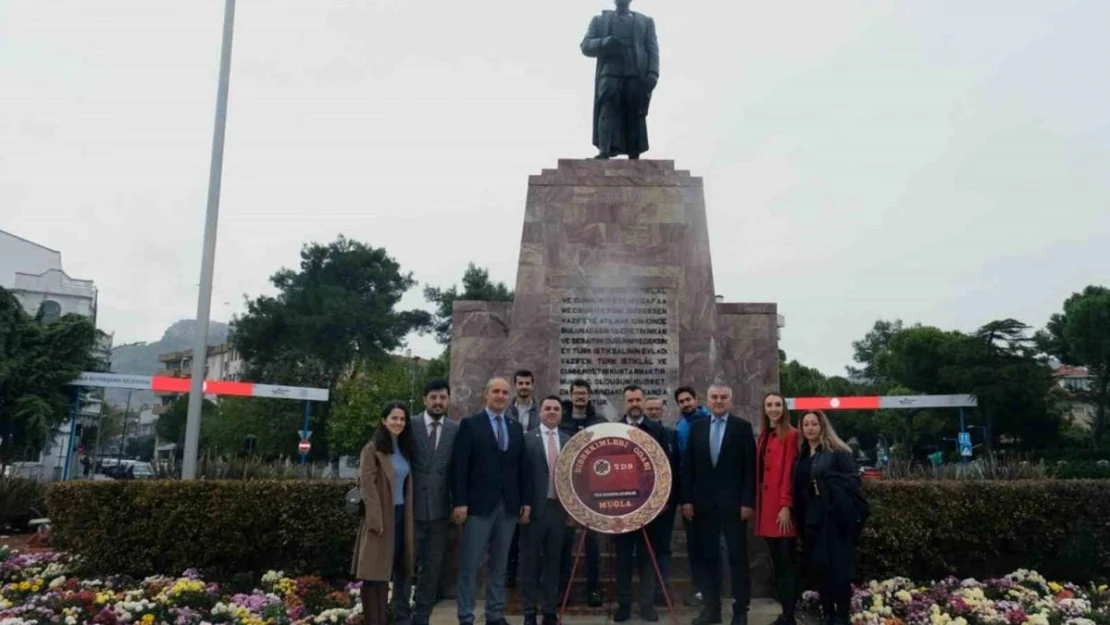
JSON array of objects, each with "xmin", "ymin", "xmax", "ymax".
[{"xmin": 450, "ymin": 410, "xmax": 531, "ymax": 517}]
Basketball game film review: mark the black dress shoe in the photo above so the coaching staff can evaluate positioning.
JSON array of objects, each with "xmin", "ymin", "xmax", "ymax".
[
  {"xmin": 614, "ymin": 605, "xmax": 632, "ymax": 622},
  {"xmin": 641, "ymin": 606, "xmax": 660, "ymax": 622},
  {"xmin": 685, "ymin": 592, "xmax": 704, "ymax": 608},
  {"xmin": 692, "ymin": 611, "xmax": 722, "ymax": 625}
]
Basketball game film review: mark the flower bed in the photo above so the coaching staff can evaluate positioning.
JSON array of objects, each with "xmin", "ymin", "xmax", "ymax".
[
  {"xmin": 801, "ymin": 569, "xmax": 1109, "ymax": 625},
  {"xmin": 0, "ymin": 547, "xmax": 365, "ymax": 625}
]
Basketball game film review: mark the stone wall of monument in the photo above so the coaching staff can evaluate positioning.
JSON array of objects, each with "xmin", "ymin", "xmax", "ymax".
[
  {"xmin": 448, "ymin": 300, "xmax": 511, "ymax": 418},
  {"xmin": 503, "ymin": 159, "xmax": 720, "ymax": 419},
  {"xmin": 714, "ymin": 302, "xmax": 782, "ymax": 426}
]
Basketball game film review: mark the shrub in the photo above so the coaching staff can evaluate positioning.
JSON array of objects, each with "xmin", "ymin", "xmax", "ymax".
[
  {"xmin": 859, "ymin": 480, "xmax": 1110, "ymax": 583},
  {"xmin": 0, "ymin": 475, "xmax": 47, "ymax": 530},
  {"xmin": 48, "ymin": 479, "xmax": 1110, "ymax": 584},
  {"xmin": 47, "ymin": 480, "xmax": 357, "ymax": 580}
]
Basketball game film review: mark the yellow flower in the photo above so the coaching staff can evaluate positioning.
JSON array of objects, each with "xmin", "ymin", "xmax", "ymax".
[
  {"xmin": 18, "ymin": 581, "xmax": 31, "ymax": 591},
  {"xmin": 141, "ymin": 615, "xmax": 155, "ymax": 625},
  {"xmin": 1049, "ymin": 582, "xmax": 1063, "ymax": 594},
  {"xmin": 1098, "ymin": 584, "xmax": 1108, "ymax": 594},
  {"xmin": 31, "ymin": 585, "xmax": 41, "ymax": 593}
]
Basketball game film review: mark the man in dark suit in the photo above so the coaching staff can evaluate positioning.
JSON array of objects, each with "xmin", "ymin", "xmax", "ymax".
[
  {"xmin": 644, "ymin": 396, "xmax": 680, "ymax": 605},
  {"xmin": 393, "ymin": 379, "xmax": 459, "ymax": 625},
  {"xmin": 507, "ymin": 369, "xmax": 541, "ymax": 589},
  {"xmin": 520, "ymin": 396, "xmax": 573, "ymax": 625},
  {"xmin": 452, "ymin": 378, "xmax": 532, "ymax": 625},
  {"xmin": 613, "ymin": 385, "xmax": 668, "ymax": 623},
  {"xmin": 681, "ymin": 384, "xmax": 756, "ymax": 625},
  {"xmin": 559, "ymin": 379, "xmax": 606, "ymax": 608}
]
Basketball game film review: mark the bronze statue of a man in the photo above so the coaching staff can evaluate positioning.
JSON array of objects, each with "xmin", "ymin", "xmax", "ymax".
[{"xmin": 581, "ymin": 0, "xmax": 660, "ymax": 160}]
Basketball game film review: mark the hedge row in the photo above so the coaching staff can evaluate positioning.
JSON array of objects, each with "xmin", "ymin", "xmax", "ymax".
[
  {"xmin": 48, "ymin": 480, "xmax": 1110, "ymax": 582},
  {"xmin": 47, "ymin": 480, "xmax": 359, "ymax": 580},
  {"xmin": 859, "ymin": 480, "xmax": 1110, "ymax": 582}
]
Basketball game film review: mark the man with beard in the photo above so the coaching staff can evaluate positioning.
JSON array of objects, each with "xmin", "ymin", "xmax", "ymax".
[
  {"xmin": 394, "ymin": 379, "xmax": 458, "ymax": 625},
  {"xmin": 558, "ymin": 379, "xmax": 606, "ymax": 607},
  {"xmin": 507, "ymin": 369, "xmax": 541, "ymax": 589},
  {"xmin": 675, "ymin": 386, "xmax": 710, "ymax": 607},
  {"xmin": 613, "ymin": 385, "xmax": 668, "ymax": 622}
]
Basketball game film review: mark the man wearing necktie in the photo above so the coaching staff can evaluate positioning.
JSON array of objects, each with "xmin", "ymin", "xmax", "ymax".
[
  {"xmin": 451, "ymin": 378, "xmax": 532, "ymax": 625},
  {"xmin": 394, "ymin": 379, "xmax": 459, "ymax": 625},
  {"xmin": 680, "ymin": 384, "xmax": 756, "ymax": 625},
  {"xmin": 613, "ymin": 385, "xmax": 669, "ymax": 623},
  {"xmin": 520, "ymin": 396, "xmax": 573, "ymax": 625}
]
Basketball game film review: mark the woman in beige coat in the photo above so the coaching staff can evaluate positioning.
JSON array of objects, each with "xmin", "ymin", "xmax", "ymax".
[{"xmin": 352, "ymin": 401, "xmax": 416, "ymax": 625}]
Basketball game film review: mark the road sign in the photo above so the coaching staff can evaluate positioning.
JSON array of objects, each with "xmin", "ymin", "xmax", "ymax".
[
  {"xmin": 72, "ymin": 372, "xmax": 153, "ymax": 390},
  {"xmin": 958, "ymin": 432, "xmax": 973, "ymax": 457},
  {"xmin": 786, "ymin": 394, "xmax": 978, "ymax": 411},
  {"xmin": 69, "ymin": 371, "xmax": 329, "ymax": 402},
  {"xmin": 298, "ymin": 429, "xmax": 312, "ymax": 440},
  {"xmin": 255, "ymin": 384, "xmax": 330, "ymax": 402},
  {"xmin": 297, "ymin": 439, "xmax": 311, "ymax": 455}
]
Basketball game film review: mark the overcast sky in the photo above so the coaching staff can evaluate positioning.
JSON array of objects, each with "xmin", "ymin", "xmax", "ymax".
[{"xmin": 3, "ymin": 0, "xmax": 1107, "ymax": 377}]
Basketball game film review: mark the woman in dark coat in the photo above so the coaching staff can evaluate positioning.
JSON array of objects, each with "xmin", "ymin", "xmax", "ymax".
[
  {"xmin": 352, "ymin": 401, "xmax": 417, "ymax": 625},
  {"xmin": 793, "ymin": 410, "xmax": 867, "ymax": 625}
]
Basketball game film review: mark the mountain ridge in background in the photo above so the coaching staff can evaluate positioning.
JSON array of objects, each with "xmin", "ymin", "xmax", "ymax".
[{"xmin": 106, "ymin": 319, "xmax": 229, "ymax": 408}]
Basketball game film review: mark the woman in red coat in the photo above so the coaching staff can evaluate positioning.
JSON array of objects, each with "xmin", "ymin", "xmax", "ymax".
[{"xmin": 755, "ymin": 392, "xmax": 800, "ymax": 625}]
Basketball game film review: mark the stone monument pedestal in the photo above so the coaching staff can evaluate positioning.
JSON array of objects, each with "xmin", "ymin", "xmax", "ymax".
[
  {"xmin": 450, "ymin": 159, "xmax": 780, "ymax": 426},
  {"xmin": 448, "ymin": 159, "xmax": 781, "ymax": 599}
]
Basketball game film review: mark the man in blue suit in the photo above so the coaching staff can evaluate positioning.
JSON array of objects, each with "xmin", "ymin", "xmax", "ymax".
[{"xmin": 452, "ymin": 377, "xmax": 533, "ymax": 625}]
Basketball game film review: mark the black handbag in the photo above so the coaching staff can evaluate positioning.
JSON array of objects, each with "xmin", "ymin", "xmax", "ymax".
[{"xmin": 345, "ymin": 485, "xmax": 364, "ymax": 517}]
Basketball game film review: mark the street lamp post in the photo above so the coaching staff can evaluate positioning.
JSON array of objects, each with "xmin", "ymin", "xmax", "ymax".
[{"xmin": 182, "ymin": 0, "xmax": 237, "ymax": 480}]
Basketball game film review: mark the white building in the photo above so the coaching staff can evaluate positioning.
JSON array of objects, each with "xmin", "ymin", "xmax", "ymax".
[{"xmin": 1, "ymin": 229, "xmax": 109, "ymax": 480}]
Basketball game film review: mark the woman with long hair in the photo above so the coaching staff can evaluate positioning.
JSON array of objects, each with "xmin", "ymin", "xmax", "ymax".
[
  {"xmin": 793, "ymin": 411, "xmax": 866, "ymax": 625},
  {"xmin": 754, "ymin": 392, "xmax": 800, "ymax": 625},
  {"xmin": 352, "ymin": 401, "xmax": 417, "ymax": 625}
]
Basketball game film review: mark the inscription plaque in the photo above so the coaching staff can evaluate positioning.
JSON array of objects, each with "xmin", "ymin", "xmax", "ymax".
[{"xmin": 556, "ymin": 285, "xmax": 679, "ymax": 415}]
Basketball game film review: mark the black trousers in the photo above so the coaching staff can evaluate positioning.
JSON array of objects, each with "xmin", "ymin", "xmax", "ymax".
[
  {"xmin": 614, "ymin": 527, "xmax": 658, "ymax": 609},
  {"xmin": 765, "ymin": 538, "xmax": 798, "ymax": 619},
  {"xmin": 691, "ymin": 509, "xmax": 750, "ymax": 614},
  {"xmin": 820, "ymin": 581, "xmax": 851, "ymax": 623}
]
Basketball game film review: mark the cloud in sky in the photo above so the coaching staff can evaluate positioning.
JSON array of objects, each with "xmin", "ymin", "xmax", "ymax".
[{"xmin": 2, "ymin": 0, "xmax": 1107, "ymax": 376}]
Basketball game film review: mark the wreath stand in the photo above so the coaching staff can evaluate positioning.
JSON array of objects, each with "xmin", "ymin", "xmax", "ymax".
[{"xmin": 558, "ymin": 524, "xmax": 678, "ymax": 625}]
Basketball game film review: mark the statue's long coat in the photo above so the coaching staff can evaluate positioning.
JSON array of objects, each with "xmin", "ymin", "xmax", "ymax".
[{"xmin": 581, "ymin": 10, "xmax": 660, "ymax": 156}]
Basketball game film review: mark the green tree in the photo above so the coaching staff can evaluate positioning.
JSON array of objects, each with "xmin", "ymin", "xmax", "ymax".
[
  {"xmin": 204, "ymin": 397, "xmax": 304, "ymax": 458},
  {"xmin": 876, "ymin": 320, "xmax": 1059, "ymax": 451},
  {"xmin": 0, "ymin": 287, "xmax": 102, "ymax": 467},
  {"xmin": 231, "ymin": 235, "xmax": 431, "ymax": 459},
  {"xmin": 423, "ymin": 262, "xmax": 513, "ymax": 346},
  {"xmin": 1037, "ymin": 285, "xmax": 1110, "ymax": 447},
  {"xmin": 779, "ymin": 352, "xmax": 828, "ymax": 397},
  {"xmin": 156, "ymin": 395, "xmax": 220, "ymax": 452},
  {"xmin": 847, "ymin": 319, "xmax": 904, "ymax": 385},
  {"xmin": 329, "ymin": 360, "xmax": 428, "ymax": 456}
]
